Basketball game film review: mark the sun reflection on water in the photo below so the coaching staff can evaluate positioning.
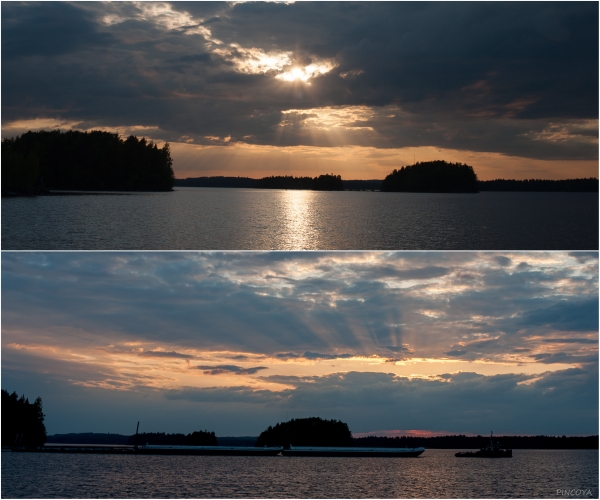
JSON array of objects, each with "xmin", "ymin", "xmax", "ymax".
[{"xmin": 279, "ymin": 190, "xmax": 319, "ymax": 249}]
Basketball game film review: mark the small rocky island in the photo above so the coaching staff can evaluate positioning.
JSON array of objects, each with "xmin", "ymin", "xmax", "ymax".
[{"xmin": 381, "ymin": 160, "xmax": 479, "ymax": 193}]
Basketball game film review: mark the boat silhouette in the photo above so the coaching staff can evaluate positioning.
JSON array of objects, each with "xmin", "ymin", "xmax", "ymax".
[{"xmin": 455, "ymin": 431, "xmax": 512, "ymax": 458}]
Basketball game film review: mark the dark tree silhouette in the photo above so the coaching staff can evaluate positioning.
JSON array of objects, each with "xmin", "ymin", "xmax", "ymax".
[
  {"xmin": 187, "ymin": 430, "xmax": 218, "ymax": 446},
  {"xmin": 479, "ymin": 178, "xmax": 598, "ymax": 192},
  {"xmin": 1, "ymin": 390, "xmax": 47, "ymax": 448},
  {"xmin": 382, "ymin": 160, "xmax": 479, "ymax": 193},
  {"xmin": 176, "ymin": 174, "xmax": 344, "ymax": 190},
  {"xmin": 126, "ymin": 430, "xmax": 217, "ymax": 446},
  {"xmin": 312, "ymin": 174, "xmax": 344, "ymax": 191},
  {"xmin": 255, "ymin": 174, "xmax": 344, "ymax": 190},
  {"xmin": 2, "ymin": 130, "xmax": 174, "ymax": 194},
  {"xmin": 255, "ymin": 417, "xmax": 353, "ymax": 447},
  {"xmin": 176, "ymin": 176, "xmax": 258, "ymax": 188}
]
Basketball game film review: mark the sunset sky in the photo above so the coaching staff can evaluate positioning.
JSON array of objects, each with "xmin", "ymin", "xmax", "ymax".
[
  {"xmin": 2, "ymin": 251, "xmax": 597, "ymax": 437},
  {"xmin": 2, "ymin": 2, "xmax": 598, "ymax": 180}
]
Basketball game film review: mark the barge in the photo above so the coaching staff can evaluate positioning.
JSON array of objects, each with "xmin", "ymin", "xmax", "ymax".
[
  {"xmin": 12, "ymin": 443, "xmax": 283, "ymax": 456},
  {"xmin": 281, "ymin": 446, "xmax": 425, "ymax": 457}
]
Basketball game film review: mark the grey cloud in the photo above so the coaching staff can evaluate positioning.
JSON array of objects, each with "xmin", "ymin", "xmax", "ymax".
[
  {"xmin": 275, "ymin": 351, "xmax": 357, "ymax": 361},
  {"xmin": 165, "ymin": 385, "xmax": 287, "ymax": 404},
  {"xmin": 529, "ymin": 353, "xmax": 598, "ymax": 365},
  {"xmin": 445, "ymin": 350, "xmax": 467, "ymax": 357},
  {"xmin": 139, "ymin": 350, "xmax": 194, "ymax": 359},
  {"xmin": 302, "ymin": 351, "xmax": 355, "ymax": 361},
  {"xmin": 539, "ymin": 338, "xmax": 598, "ymax": 344},
  {"xmin": 196, "ymin": 364, "xmax": 268, "ymax": 375},
  {"xmin": 356, "ymin": 265, "xmax": 450, "ymax": 281},
  {"xmin": 517, "ymin": 298, "xmax": 599, "ymax": 332},
  {"xmin": 275, "ymin": 352, "xmax": 301, "ymax": 360},
  {"xmin": 381, "ymin": 345, "xmax": 410, "ymax": 353},
  {"xmin": 568, "ymin": 252, "xmax": 599, "ymax": 263},
  {"xmin": 493, "ymin": 256, "xmax": 512, "ymax": 267}
]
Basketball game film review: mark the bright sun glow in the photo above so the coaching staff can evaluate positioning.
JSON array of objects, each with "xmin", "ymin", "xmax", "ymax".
[{"xmin": 276, "ymin": 61, "xmax": 337, "ymax": 83}]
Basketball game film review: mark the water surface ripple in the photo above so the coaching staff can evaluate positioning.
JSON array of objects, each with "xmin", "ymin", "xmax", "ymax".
[
  {"xmin": 2, "ymin": 189, "xmax": 597, "ymax": 250},
  {"xmin": 1, "ymin": 449, "xmax": 597, "ymax": 498}
]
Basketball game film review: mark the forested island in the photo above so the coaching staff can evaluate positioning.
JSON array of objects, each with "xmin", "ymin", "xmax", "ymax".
[
  {"xmin": 1, "ymin": 390, "xmax": 47, "ymax": 448},
  {"xmin": 2, "ymin": 130, "xmax": 174, "ymax": 194},
  {"xmin": 381, "ymin": 160, "xmax": 479, "ymax": 193},
  {"xmin": 255, "ymin": 417, "xmax": 353, "ymax": 447},
  {"xmin": 257, "ymin": 174, "xmax": 343, "ymax": 190}
]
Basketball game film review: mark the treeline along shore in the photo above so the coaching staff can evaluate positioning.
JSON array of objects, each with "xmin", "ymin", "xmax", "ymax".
[
  {"xmin": 353, "ymin": 435, "xmax": 599, "ymax": 450},
  {"xmin": 3, "ymin": 130, "xmax": 597, "ymax": 195},
  {"xmin": 41, "ymin": 432, "xmax": 599, "ymax": 450},
  {"xmin": 2, "ymin": 130, "xmax": 174, "ymax": 195},
  {"xmin": 3, "ymin": 393, "xmax": 597, "ymax": 451},
  {"xmin": 176, "ymin": 174, "xmax": 598, "ymax": 192}
]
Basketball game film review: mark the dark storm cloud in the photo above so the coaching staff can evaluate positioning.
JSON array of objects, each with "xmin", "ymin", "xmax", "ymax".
[
  {"xmin": 1, "ymin": 2, "xmax": 114, "ymax": 59},
  {"xmin": 2, "ymin": 2, "xmax": 597, "ymax": 160}
]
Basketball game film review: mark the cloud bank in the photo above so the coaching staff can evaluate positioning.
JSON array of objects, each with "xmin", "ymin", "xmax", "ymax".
[
  {"xmin": 2, "ymin": 251, "xmax": 597, "ymax": 435},
  {"xmin": 2, "ymin": 2, "xmax": 597, "ymax": 178}
]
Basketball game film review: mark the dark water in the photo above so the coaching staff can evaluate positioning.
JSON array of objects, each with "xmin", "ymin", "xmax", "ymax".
[
  {"xmin": 1, "ymin": 449, "xmax": 597, "ymax": 498},
  {"xmin": 2, "ymin": 189, "xmax": 597, "ymax": 250}
]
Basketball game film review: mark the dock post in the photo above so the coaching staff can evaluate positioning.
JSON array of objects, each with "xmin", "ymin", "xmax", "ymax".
[{"xmin": 134, "ymin": 421, "xmax": 140, "ymax": 452}]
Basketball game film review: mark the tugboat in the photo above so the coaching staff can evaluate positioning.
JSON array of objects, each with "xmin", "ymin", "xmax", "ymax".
[{"xmin": 455, "ymin": 432, "xmax": 512, "ymax": 458}]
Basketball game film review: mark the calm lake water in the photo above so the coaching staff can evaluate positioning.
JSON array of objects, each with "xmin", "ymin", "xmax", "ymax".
[
  {"xmin": 1, "ymin": 449, "xmax": 597, "ymax": 498},
  {"xmin": 2, "ymin": 188, "xmax": 598, "ymax": 250}
]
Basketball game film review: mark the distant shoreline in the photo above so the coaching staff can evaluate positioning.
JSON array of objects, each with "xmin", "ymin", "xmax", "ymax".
[
  {"xmin": 42, "ymin": 432, "xmax": 599, "ymax": 449},
  {"xmin": 3, "ymin": 178, "xmax": 598, "ymax": 198},
  {"xmin": 175, "ymin": 177, "xmax": 599, "ymax": 193}
]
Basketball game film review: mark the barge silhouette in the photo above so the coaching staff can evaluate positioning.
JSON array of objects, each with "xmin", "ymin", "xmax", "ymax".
[
  {"xmin": 12, "ymin": 444, "xmax": 425, "ymax": 457},
  {"xmin": 282, "ymin": 446, "xmax": 425, "ymax": 457},
  {"xmin": 12, "ymin": 443, "xmax": 283, "ymax": 456}
]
